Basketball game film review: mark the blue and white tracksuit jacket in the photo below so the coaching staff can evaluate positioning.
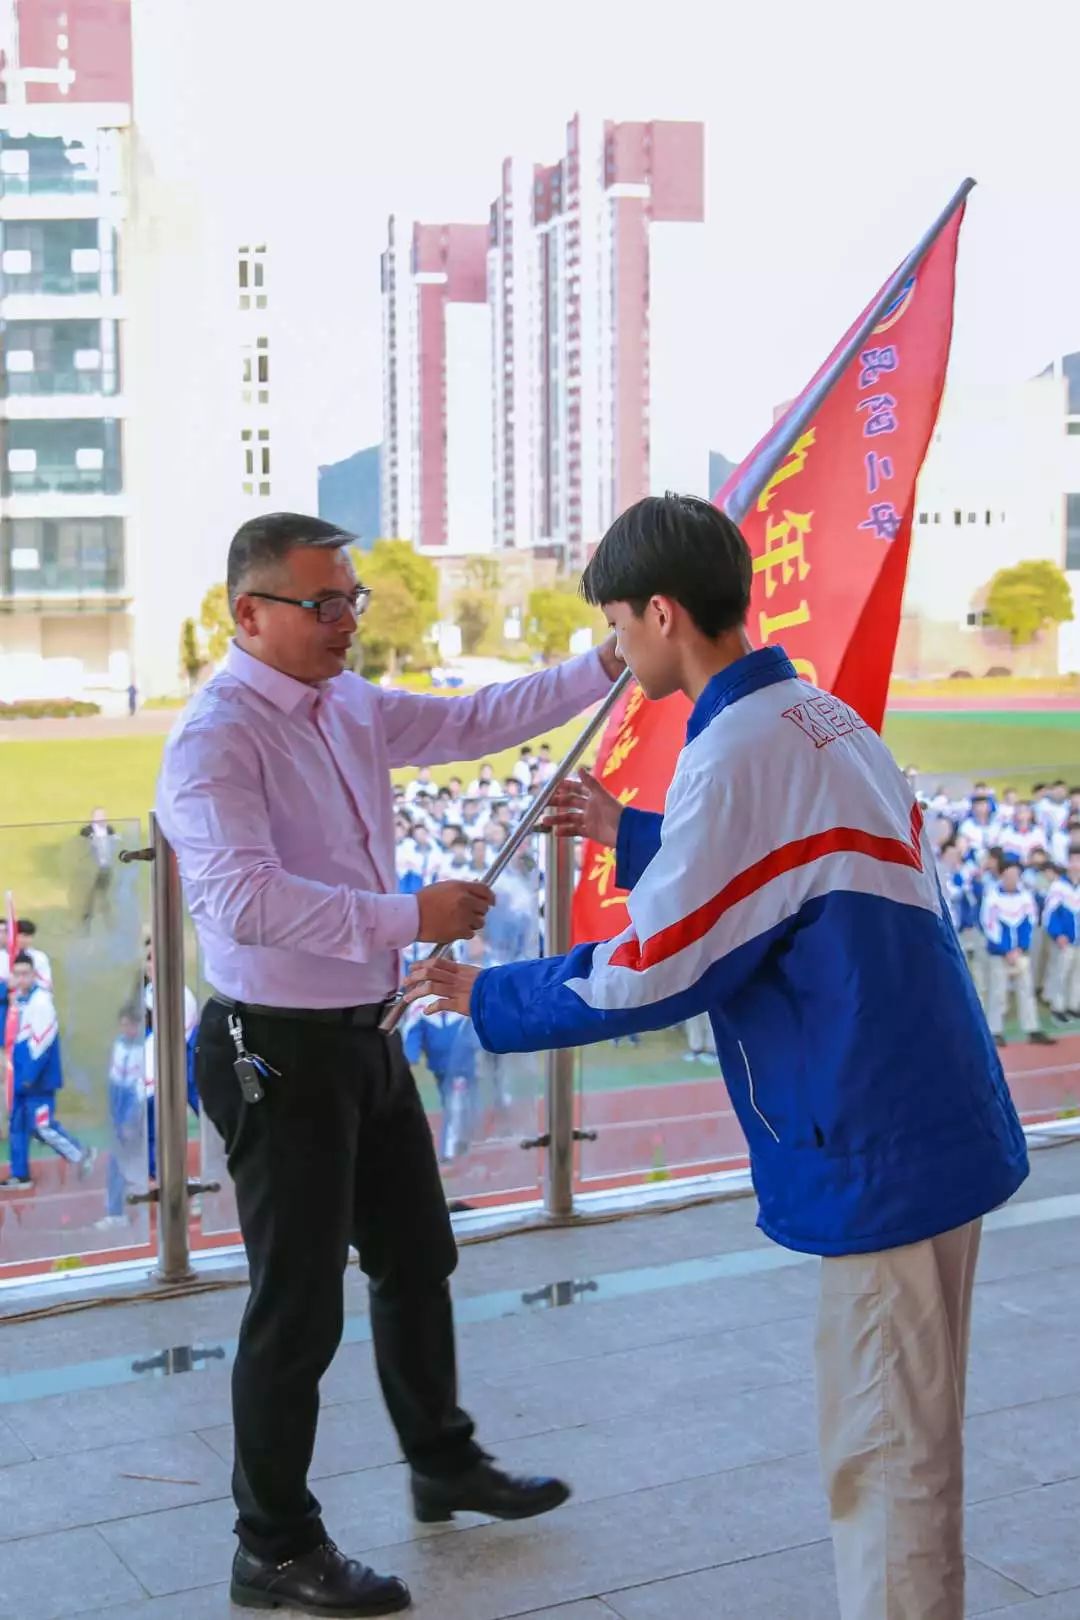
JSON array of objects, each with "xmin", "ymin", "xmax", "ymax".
[
  {"xmin": 1044, "ymin": 877, "xmax": 1080, "ymax": 947},
  {"xmin": 470, "ymin": 647, "xmax": 1028, "ymax": 1257},
  {"xmin": 980, "ymin": 889, "xmax": 1037, "ymax": 956},
  {"xmin": 9, "ymin": 985, "xmax": 85, "ymax": 1180}
]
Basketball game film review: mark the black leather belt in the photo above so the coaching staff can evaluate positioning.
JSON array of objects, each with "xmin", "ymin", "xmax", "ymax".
[{"xmin": 210, "ymin": 993, "xmax": 391, "ymax": 1028}]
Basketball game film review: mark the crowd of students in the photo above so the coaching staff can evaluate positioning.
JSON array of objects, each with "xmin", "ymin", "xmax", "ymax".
[{"xmin": 926, "ymin": 776, "xmax": 1080, "ymax": 1043}]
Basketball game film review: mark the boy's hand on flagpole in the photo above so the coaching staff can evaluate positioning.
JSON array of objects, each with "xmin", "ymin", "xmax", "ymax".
[
  {"xmin": 404, "ymin": 959, "xmax": 482, "ymax": 1018},
  {"xmin": 542, "ymin": 768, "xmax": 624, "ymax": 848},
  {"xmin": 597, "ymin": 633, "xmax": 625, "ymax": 682}
]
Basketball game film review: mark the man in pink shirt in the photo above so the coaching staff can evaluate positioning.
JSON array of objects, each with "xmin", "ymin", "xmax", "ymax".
[{"xmin": 157, "ymin": 513, "xmax": 621, "ymax": 1617}]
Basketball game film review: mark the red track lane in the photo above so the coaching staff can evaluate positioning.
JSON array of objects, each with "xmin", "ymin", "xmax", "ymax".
[{"xmin": 3, "ymin": 1037, "xmax": 1079, "ymax": 1279}]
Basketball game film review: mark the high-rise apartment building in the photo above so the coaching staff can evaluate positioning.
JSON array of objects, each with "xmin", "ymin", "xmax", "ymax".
[
  {"xmin": 381, "ymin": 215, "xmax": 491, "ymax": 552},
  {"xmin": 488, "ymin": 158, "xmax": 532, "ymax": 552},
  {"xmin": 382, "ymin": 113, "xmax": 706, "ymax": 567},
  {"xmin": 0, "ymin": 0, "xmax": 134, "ymax": 702},
  {"xmin": 596, "ymin": 118, "xmax": 706, "ymax": 536}
]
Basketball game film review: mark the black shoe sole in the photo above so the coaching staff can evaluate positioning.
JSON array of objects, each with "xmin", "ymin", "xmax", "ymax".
[
  {"xmin": 414, "ymin": 1481, "xmax": 571, "ymax": 1524},
  {"xmin": 230, "ymin": 1579, "xmax": 411, "ymax": 1616}
]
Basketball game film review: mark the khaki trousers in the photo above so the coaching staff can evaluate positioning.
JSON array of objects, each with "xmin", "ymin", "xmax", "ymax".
[{"xmin": 816, "ymin": 1219, "xmax": 982, "ymax": 1620}]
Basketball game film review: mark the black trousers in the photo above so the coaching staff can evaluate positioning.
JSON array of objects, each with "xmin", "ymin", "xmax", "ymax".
[{"xmin": 196, "ymin": 999, "xmax": 481, "ymax": 1561}]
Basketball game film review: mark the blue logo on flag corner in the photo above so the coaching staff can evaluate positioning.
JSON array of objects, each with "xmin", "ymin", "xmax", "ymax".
[{"xmin": 873, "ymin": 275, "xmax": 916, "ymax": 334}]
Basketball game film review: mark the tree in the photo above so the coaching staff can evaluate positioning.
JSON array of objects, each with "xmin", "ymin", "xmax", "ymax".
[
  {"xmin": 199, "ymin": 583, "xmax": 232, "ymax": 663},
  {"xmin": 526, "ymin": 584, "xmax": 597, "ymax": 657},
  {"xmin": 984, "ymin": 560, "xmax": 1074, "ymax": 647},
  {"xmin": 463, "ymin": 555, "xmax": 501, "ymax": 594},
  {"xmin": 454, "ymin": 589, "xmax": 496, "ymax": 655},
  {"xmin": 353, "ymin": 538, "xmax": 440, "ymax": 676},
  {"xmin": 178, "ymin": 617, "xmax": 206, "ymax": 691},
  {"xmin": 363, "ymin": 539, "xmax": 439, "ymax": 623}
]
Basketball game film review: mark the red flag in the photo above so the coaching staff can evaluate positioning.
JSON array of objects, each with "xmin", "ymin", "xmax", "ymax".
[{"xmin": 573, "ymin": 193, "xmax": 967, "ymax": 944}]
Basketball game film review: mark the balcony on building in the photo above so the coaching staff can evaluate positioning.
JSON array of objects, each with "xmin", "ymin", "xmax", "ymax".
[
  {"xmin": 0, "ymin": 515, "xmax": 125, "ymax": 600},
  {"xmin": 0, "ymin": 218, "xmax": 118, "ymax": 297},
  {"xmin": 0, "ymin": 133, "xmax": 101, "ymax": 198},
  {"xmin": 1, "ymin": 318, "xmax": 120, "ymax": 399},
  {"xmin": 2, "ymin": 419, "xmax": 123, "ymax": 496}
]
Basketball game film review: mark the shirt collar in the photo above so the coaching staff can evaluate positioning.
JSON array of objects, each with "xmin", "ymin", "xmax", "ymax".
[
  {"xmin": 686, "ymin": 645, "xmax": 797, "ymax": 743},
  {"xmin": 224, "ymin": 641, "xmax": 327, "ymax": 717}
]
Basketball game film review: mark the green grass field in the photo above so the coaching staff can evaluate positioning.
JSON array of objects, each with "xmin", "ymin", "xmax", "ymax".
[{"xmin": 2, "ymin": 709, "xmax": 1077, "ymax": 833}]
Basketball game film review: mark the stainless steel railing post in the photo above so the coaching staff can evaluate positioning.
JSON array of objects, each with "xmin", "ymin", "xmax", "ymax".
[
  {"xmin": 150, "ymin": 814, "xmax": 194, "ymax": 1282},
  {"xmin": 543, "ymin": 828, "xmax": 577, "ymax": 1218}
]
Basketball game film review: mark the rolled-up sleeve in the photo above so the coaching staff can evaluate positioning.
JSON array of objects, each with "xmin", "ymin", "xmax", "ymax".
[
  {"xmin": 156, "ymin": 722, "xmax": 418, "ymax": 961},
  {"xmin": 378, "ymin": 649, "xmax": 614, "ymax": 768}
]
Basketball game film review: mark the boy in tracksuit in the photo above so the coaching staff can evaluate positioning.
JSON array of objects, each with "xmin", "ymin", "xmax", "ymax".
[
  {"xmin": 403, "ymin": 998, "xmax": 479, "ymax": 1162},
  {"xmin": 5, "ymin": 952, "xmax": 92, "ymax": 1187},
  {"xmin": 407, "ymin": 494, "xmax": 1029, "ymax": 1620},
  {"xmin": 102, "ymin": 1004, "xmax": 147, "ymax": 1223},
  {"xmin": 1044, "ymin": 851, "xmax": 1080, "ymax": 1023},
  {"xmin": 981, "ymin": 858, "xmax": 1055, "ymax": 1048}
]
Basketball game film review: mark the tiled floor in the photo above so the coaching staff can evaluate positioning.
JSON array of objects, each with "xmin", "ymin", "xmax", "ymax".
[{"xmin": 2, "ymin": 1141, "xmax": 1080, "ymax": 1618}]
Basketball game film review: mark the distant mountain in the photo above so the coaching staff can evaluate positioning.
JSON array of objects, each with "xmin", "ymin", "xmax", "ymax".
[
  {"xmin": 709, "ymin": 450, "xmax": 737, "ymax": 498},
  {"xmin": 318, "ymin": 445, "xmax": 381, "ymax": 549}
]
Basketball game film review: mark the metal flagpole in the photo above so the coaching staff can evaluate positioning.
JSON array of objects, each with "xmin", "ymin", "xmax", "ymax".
[
  {"xmin": 381, "ymin": 178, "xmax": 975, "ymax": 1037},
  {"xmin": 379, "ymin": 664, "xmax": 633, "ymax": 1032}
]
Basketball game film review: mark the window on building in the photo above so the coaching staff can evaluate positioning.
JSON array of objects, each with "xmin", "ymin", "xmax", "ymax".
[
  {"xmin": 1067, "ymin": 494, "xmax": 1080, "ymax": 571},
  {"xmin": 933, "ymin": 512, "xmax": 942, "ymax": 524},
  {"xmin": 238, "ymin": 245, "xmax": 267, "ymax": 311},
  {"xmin": 917, "ymin": 512, "xmax": 928, "ymax": 525},
  {"xmin": 967, "ymin": 512, "xmax": 977, "ymax": 524},
  {"xmin": 1, "ymin": 516, "xmax": 124, "ymax": 595},
  {"xmin": 985, "ymin": 511, "xmax": 992, "ymax": 525},
  {"xmin": 241, "ymin": 336, "xmax": 270, "ymax": 404},
  {"xmin": 241, "ymin": 428, "xmax": 270, "ymax": 495},
  {"xmin": 1067, "ymin": 421, "xmax": 1080, "ymax": 436},
  {"xmin": 965, "ymin": 610, "xmax": 991, "ymax": 628},
  {"xmin": 953, "ymin": 510, "xmax": 962, "ymax": 525}
]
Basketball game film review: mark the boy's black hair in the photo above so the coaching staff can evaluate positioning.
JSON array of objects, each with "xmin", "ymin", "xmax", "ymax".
[
  {"xmin": 15, "ymin": 918, "xmax": 35, "ymax": 936},
  {"xmin": 12, "ymin": 950, "xmax": 33, "ymax": 968},
  {"xmin": 581, "ymin": 493, "xmax": 751, "ymax": 636}
]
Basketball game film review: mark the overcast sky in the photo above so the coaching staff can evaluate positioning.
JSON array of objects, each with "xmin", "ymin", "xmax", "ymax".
[{"xmin": 135, "ymin": 0, "xmax": 1080, "ymax": 468}]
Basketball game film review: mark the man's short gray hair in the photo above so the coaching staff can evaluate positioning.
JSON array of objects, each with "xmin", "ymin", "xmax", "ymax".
[{"xmin": 226, "ymin": 513, "xmax": 356, "ymax": 613}]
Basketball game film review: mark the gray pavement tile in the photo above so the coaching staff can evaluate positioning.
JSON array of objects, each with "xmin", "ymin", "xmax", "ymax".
[
  {"xmin": 365, "ymin": 1453, "xmax": 830, "ymax": 1620},
  {"xmin": 967, "ymin": 1479, "xmax": 1080, "ymax": 1597},
  {"xmin": 0, "ymin": 1525, "xmax": 144, "ymax": 1620},
  {"xmin": 599, "ymin": 1542, "xmax": 1031, "ymax": 1619},
  {"xmin": 0, "ymin": 1432, "xmax": 230, "ymax": 1542},
  {"xmin": 488, "ymin": 1376, "xmax": 816, "ymax": 1505},
  {"xmin": 96, "ymin": 1499, "xmax": 235, "ymax": 1598},
  {"xmin": 0, "ymin": 1413, "xmax": 33, "ymax": 1466},
  {"xmin": 966, "ymin": 1325, "xmax": 1080, "ymax": 1417},
  {"xmin": 970, "ymin": 1594, "xmax": 1080, "ymax": 1619},
  {"xmin": 967, "ymin": 1394, "xmax": 1080, "ymax": 1491},
  {"xmin": 81, "ymin": 1589, "xmax": 233, "ymax": 1620},
  {"xmin": 198, "ymin": 1391, "xmax": 401, "ymax": 1481},
  {"xmin": 3, "ymin": 1369, "xmax": 234, "ymax": 1460},
  {"xmin": 514, "ymin": 1607, "xmax": 622, "ymax": 1619}
]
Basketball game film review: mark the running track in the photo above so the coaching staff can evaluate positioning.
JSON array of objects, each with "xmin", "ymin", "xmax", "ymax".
[{"xmin": 3, "ymin": 1036, "xmax": 1078, "ymax": 1281}]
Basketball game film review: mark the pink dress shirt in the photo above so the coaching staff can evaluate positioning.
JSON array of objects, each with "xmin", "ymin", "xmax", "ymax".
[{"xmin": 156, "ymin": 642, "xmax": 611, "ymax": 1008}]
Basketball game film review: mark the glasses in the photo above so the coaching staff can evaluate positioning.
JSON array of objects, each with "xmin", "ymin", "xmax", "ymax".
[{"xmin": 247, "ymin": 586, "xmax": 371, "ymax": 624}]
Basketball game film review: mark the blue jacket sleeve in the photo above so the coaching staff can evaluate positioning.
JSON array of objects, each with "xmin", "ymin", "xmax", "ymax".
[
  {"xmin": 614, "ymin": 807, "xmax": 663, "ymax": 891},
  {"xmin": 470, "ymin": 763, "xmax": 784, "ymax": 1054}
]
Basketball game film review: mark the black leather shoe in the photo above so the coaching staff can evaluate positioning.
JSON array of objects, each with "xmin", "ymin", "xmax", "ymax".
[
  {"xmin": 230, "ymin": 1541, "xmax": 411, "ymax": 1616},
  {"xmin": 412, "ymin": 1457, "xmax": 571, "ymax": 1523}
]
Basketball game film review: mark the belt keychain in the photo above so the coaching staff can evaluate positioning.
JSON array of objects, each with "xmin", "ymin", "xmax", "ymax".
[{"xmin": 227, "ymin": 1012, "xmax": 279, "ymax": 1104}]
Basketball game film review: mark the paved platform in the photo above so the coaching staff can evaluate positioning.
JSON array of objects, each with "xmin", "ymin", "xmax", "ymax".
[{"xmin": 3, "ymin": 1138, "xmax": 1080, "ymax": 1619}]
